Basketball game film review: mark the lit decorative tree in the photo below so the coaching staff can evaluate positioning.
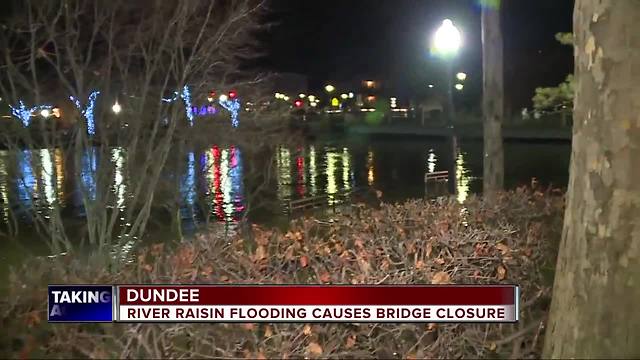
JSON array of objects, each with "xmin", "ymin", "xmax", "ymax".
[
  {"xmin": 162, "ymin": 85, "xmax": 194, "ymax": 127},
  {"xmin": 9, "ymin": 100, "xmax": 51, "ymax": 127},
  {"xmin": 219, "ymin": 97, "xmax": 241, "ymax": 128},
  {"xmin": 70, "ymin": 91, "xmax": 101, "ymax": 135}
]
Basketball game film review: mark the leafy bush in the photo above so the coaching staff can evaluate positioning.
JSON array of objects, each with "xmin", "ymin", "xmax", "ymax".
[{"xmin": 1, "ymin": 188, "xmax": 564, "ymax": 359}]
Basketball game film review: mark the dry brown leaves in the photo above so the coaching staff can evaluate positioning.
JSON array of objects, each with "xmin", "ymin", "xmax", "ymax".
[{"xmin": 3, "ymin": 187, "xmax": 564, "ymax": 359}]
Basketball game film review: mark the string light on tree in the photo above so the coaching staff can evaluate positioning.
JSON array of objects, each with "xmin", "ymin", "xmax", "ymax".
[
  {"xmin": 70, "ymin": 91, "xmax": 100, "ymax": 136},
  {"xmin": 162, "ymin": 85, "xmax": 194, "ymax": 126},
  {"xmin": 219, "ymin": 93, "xmax": 241, "ymax": 128},
  {"xmin": 9, "ymin": 101, "xmax": 52, "ymax": 127}
]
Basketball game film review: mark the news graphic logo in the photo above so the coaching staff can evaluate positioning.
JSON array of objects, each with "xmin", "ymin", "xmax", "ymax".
[{"xmin": 48, "ymin": 285, "xmax": 114, "ymax": 322}]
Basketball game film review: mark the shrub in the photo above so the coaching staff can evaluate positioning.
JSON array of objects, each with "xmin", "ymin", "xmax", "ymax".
[{"xmin": 1, "ymin": 188, "xmax": 564, "ymax": 359}]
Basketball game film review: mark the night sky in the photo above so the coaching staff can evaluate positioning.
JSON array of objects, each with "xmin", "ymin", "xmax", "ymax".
[{"xmin": 259, "ymin": 0, "xmax": 574, "ymax": 112}]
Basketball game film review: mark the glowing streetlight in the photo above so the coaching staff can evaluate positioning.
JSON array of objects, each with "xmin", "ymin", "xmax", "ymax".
[
  {"xmin": 340, "ymin": 93, "xmax": 348, "ymax": 100},
  {"xmin": 283, "ymin": 96, "xmax": 290, "ymax": 101},
  {"xmin": 325, "ymin": 84, "xmax": 335, "ymax": 93},
  {"xmin": 219, "ymin": 94, "xmax": 228, "ymax": 102},
  {"xmin": 112, "ymin": 101, "xmax": 122, "ymax": 114},
  {"xmin": 455, "ymin": 84, "xmax": 464, "ymax": 91},
  {"xmin": 348, "ymin": 92, "xmax": 354, "ymax": 98},
  {"xmin": 299, "ymin": 93, "xmax": 306, "ymax": 98},
  {"xmin": 432, "ymin": 19, "xmax": 462, "ymax": 58},
  {"xmin": 456, "ymin": 72, "xmax": 467, "ymax": 81},
  {"xmin": 428, "ymin": 84, "xmax": 435, "ymax": 88},
  {"xmin": 308, "ymin": 95, "xmax": 316, "ymax": 102},
  {"xmin": 40, "ymin": 109, "xmax": 51, "ymax": 118}
]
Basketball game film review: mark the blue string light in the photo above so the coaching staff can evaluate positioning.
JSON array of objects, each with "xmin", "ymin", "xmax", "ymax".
[
  {"xmin": 70, "ymin": 91, "xmax": 100, "ymax": 136},
  {"xmin": 9, "ymin": 101, "xmax": 52, "ymax": 127},
  {"xmin": 219, "ymin": 98, "xmax": 241, "ymax": 128},
  {"xmin": 162, "ymin": 85, "xmax": 194, "ymax": 127},
  {"xmin": 180, "ymin": 86, "xmax": 194, "ymax": 127}
]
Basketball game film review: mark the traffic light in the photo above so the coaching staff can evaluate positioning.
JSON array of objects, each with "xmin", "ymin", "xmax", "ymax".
[
  {"xmin": 228, "ymin": 90, "xmax": 237, "ymax": 99},
  {"xmin": 294, "ymin": 99, "xmax": 303, "ymax": 108}
]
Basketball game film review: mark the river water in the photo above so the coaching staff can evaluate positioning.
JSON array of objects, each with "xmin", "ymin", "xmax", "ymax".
[{"xmin": 0, "ymin": 135, "xmax": 570, "ymax": 276}]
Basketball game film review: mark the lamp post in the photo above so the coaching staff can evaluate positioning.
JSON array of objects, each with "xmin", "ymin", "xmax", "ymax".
[
  {"xmin": 432, "ymin": 18, "xmax": 462, "ymax": 195},
  {"xmin": 432, "ymin": 19, "xmax": 462, "ymax": 129}
]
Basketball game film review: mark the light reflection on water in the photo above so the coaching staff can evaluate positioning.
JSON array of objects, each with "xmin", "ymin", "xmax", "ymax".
[{"xmin": 0, "ymin": 140, "xmax": 571, "ymax": 230}]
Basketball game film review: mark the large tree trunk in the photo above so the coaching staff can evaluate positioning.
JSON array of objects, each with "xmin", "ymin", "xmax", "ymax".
[
  {"xmin": 544, "ymin": 1, "xmax": 640, "ymax": 357},
  {"xmin": 482, "ymin": 4, "xmax": 504, "ymax": 198}
]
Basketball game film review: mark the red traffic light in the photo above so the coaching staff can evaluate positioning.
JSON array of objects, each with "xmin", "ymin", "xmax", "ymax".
[
  {"xmin": 294, "ymin": 99, "xmax": 303, "ymax": 108},
  {"xmin": 229, "ymin": 90, "xmax": 237, "ymax": 99},
  {"xmin": 209, "ymin": 91, "xmax": 216, "ymax": 98}
]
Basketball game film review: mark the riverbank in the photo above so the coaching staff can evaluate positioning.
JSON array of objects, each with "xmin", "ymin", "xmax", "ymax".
[
  {"xmin": 1, "ymin": 188, "xmax": 563, "ymax": 359},
  {"xmin": 346, "ymin": 124, "xmax": 572, "ymax": 141}
]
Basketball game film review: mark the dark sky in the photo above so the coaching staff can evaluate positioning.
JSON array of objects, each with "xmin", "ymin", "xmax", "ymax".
[{"xmin": 258, "ymin": 0, "xmax": 574, "ymax": 111}]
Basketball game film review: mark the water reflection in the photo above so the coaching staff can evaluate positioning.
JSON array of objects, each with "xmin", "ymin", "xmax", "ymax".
[
  {"xmin": 0, "ymin": 151, "xmax": 9, "ymax": 222},
  {"xmin": 276, "ymin": 147, "xmax": 292, "ymax": 202},
  {"xmin": 205, "ymin": 146, "xmax": 244, "ymax": 222},
  {"xmin": 54, "ymin": 149, "xmax": 65, "ymax": 207},
  {"xmin": 325, "ymin": 149, "xmax": 338, "ymax": 205},
  {"xmin": 39, "ymin": 149, "xmax": 56, "ymax": 206},
  {"xmin": 427, "ymin": 148, "xmax": 437, "ymax": 174},
  {"xmin": 367, "ymin": 150, "xmax": 375, "ymax": 186},
  {"xmin": 17, "ymin": 150, "xmax": 35, "ymax": 207},
  {"xmin": 456, "ymin": 151, "xmax": 470, "ymax": 204},
  {"xmin": 81, "ymin": 148, "xmax": 97, "ymax": 201},
  {"xmin": 0, "ymin": 140, "xmax": 491, "ymax": 231},
  {"xmin": 308, "ymin": 146, "xmax": 318, "ymax": 196}
]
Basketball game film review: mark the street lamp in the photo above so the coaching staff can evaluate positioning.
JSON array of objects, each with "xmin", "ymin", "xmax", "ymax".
[
  {"xmin": 455, "ymin": 84, "xmax": 464, "ymax": 91},
  {"xmin": 456, "ymin": 72, "xmax": 467, "ymax": 81},
  {"xmin": 324, "ymin": 84, "xmax": 335, "ymax": 93},
  {"xmin": 432, "ymin": 18, "xmax": 462, "ymax": 196},
  {"xmin": 431, "ymin": 18, "xmax": 462, "ymax": 129},
  {"xmin": 112, "ymin": 101, "xmax": 122, "ymax": 114},
  {"xmin": 432, "ymin": 19, "xmax": 461, "ymax": 58}
]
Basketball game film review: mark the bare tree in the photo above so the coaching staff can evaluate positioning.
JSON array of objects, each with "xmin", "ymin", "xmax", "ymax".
[
  {"xmin": 481, "ymin": 1, "xmax": 505, "ymax": 200},
  {"xmin": 544, "ymin": 0, "xmax": 640, "ymax": 357},
  {"xmin": 0, "ymin": 0, "xmax": 274, "ymax": 260}
]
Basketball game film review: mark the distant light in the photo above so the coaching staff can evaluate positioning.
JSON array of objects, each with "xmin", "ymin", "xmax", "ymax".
[
  {"xmin": 299, "ymin": 93, "xmax": 306, "ymax": 98},
  {"xmin": 40, "ymin": 109, "xmax": 51, "ymax": 118},
  {"xmin": 275, "ymin": 92, "xmax": 281, "ymax": 99},
  {"xmin": 325, "ymin": 84, "xmax": 335, "ymax": 93},
  {"xmin": 455, "ymin": 84, "xmax": 464, "ymax": 91},
  {"xmin": 219, "ymin": 94, "xmax": 228, "ymax": 102},
  {"xmin": 331, "ymin": 98, "xmax": 339, "ymax": 107},
  {"xmin": 52, "ymin": 107, "xmax": 61, "ymax": 118},
  {"xmin": 456, "ymin": 72, "xmax": 467, "ymax": 81},
  {"xmin": 367, "ymin": 95, "xmax": 376, "ymax": 102},
  {"xmin": 207, "ymin": 96, "xmax": 214, "ymax": 102},
  {"xmin": 340, "ymin": 93, "xmax": 348, "ymax": 99},
  {"xmin": 365, "ymin": 80, "xmax": 375, "ymax": 88},
  {"xmin": 228, "ymin": 90, "xmax": 237, "ymax": 99},
  {"xmin": 310, "ymin": 102, "xmax": 317, "ymax": 107},
  {"xmin": 432, "ymin": 19, "xmax": 462, "ymax": 57},
  {"xmin": 294, "ymin": 99, "xmax": 303, "ymax": 108},
  {"xmin": 348, "ymin": 92, "xmax": 354, "ymax": 98},
  {"xmin": 308, "ymin": 95, "xmax": 316, "ymax": 101},
  {"xmin": 112, "ymin": 101, "xmax": 122, "ymax": 114},
  {"xmin": 390, "ymin": 97, "xmax": 397, "ymax": 108},
  {"xmin": 428, "ymin": 84, "xmax": 435, "ymax": 88},
  {"xmin": 283, "ymin": 96, "xmax": 290, "ymax": 101}
]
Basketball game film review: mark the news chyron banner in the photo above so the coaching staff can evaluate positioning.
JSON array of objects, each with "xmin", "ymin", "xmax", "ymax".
[{"xmin": 49, "ymin": 285, "xmax": 519, "ymax": 323}]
